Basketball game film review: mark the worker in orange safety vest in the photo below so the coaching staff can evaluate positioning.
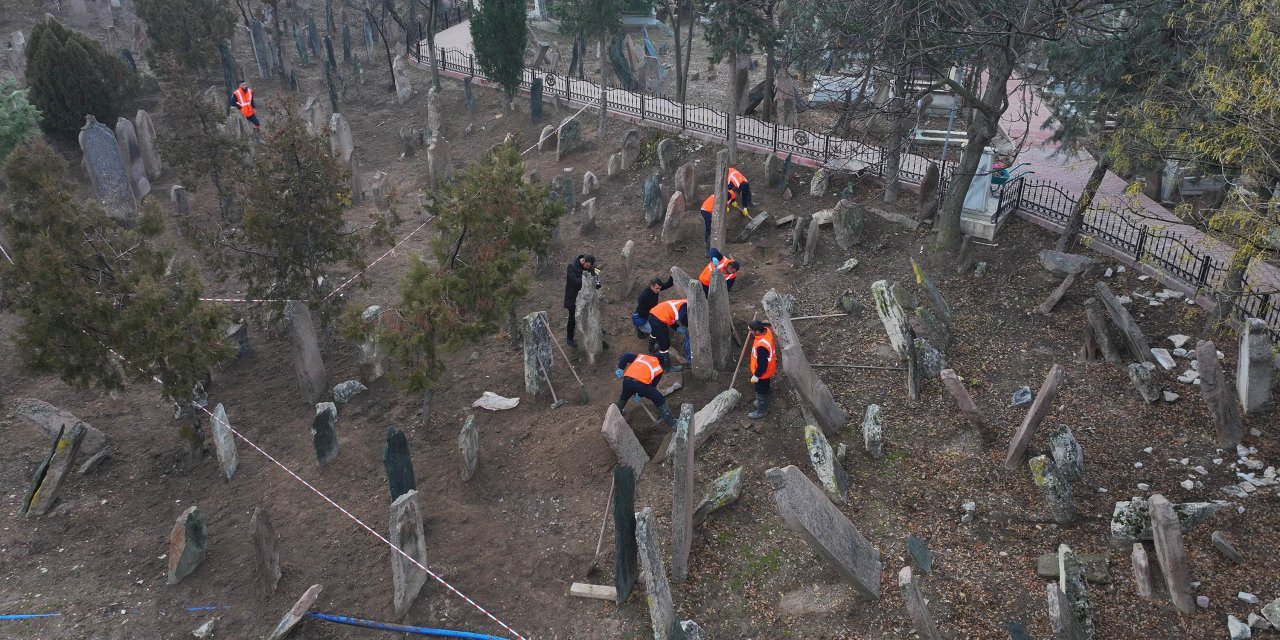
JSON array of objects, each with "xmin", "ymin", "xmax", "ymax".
[
  {"xmin": 615, "ymin": 352, "xmax": 677, "ymax": 427},
  {"xmin": 697, "ymin": 247, "xmax": 739, "ymax": 294},
  {"xmin": 726, "ymin": 167, "xmax": 753, "ymax": 213},
  {"xmin": 229, "ymin": 81, "xmax": 261, "ymax": 130},
  {"xmin": 746, "ymin": 320, "xmax": 777, "ymax": 419}
]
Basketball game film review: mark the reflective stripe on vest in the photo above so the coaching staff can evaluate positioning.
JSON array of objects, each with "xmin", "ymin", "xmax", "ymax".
[
  {"xmin": 624, "ymin": 354, "xmax": 663, "ymax": 384},
  {"xmin": 698, "ymin": 256, "xmax": 737, "ymax": 287},
  {"xmin": 234, "ymin": 87, "xmax": 254, "ymax": 118},
  {"xmin": 650, "ymin": 299, "xmax": 685, "ymax": 326},
  {"xmin": 727, "ymin": 168, "xmax": 747, "ymax": 188},
  {"xmin": 751, "ymin": 329, "xmax": 778, "ymax": 379}
]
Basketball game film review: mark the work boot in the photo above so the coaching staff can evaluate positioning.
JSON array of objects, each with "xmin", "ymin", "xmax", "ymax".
[
  {"xmin": 615, "ymin": 398, "xmax": 627, "ymax": 412},
  {"xmin": 567, "ymin": 337, "xmax": 578, "ymax": 349},
  {"xmin": 747, "ymin": 392, "xmax": 769, "ymax": 419},
  {"xmin": 658, "ymin": 404, "xmax": 677, "ymax": 428}
]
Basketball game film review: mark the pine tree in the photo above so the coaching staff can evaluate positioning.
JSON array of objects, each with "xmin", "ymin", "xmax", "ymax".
[
  {"xmin": 225, "ymin": 104, "xmax": 363, "ymax": 311},
  {"xmin": 0, "ymin": 80, "xmax": 41, "ymax": 163},
  {"xmin": 24, "ymin": 18, "xmax": 140, "ymax": 139},
  {"xmin": 156, "ymin": 68, "xmax": 247, "ymax": 224},
  {"xmin": 135, "ymin": 0, "xmax": 236, "ymax": 73},
  {"xmin": 0, "ymin": 140, "xmax": 232, "ymax": 403},
  {"xmin": 381, "ymin": 139, "xmax": 563, "ymax": 394},
  {"xmin": 470, "ymin": 0, "xmax": 528, "ymax": 107}
]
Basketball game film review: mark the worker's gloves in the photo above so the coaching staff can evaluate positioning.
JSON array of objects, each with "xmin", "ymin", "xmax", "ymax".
[
  {"xmin": 632, "ymin": 394, "xmax": 642, "ymax": 404},
  {"xmin": 676, "ymin": 326, "xmax": 687, "ymax": 334},
  {"xmin": 615, "ymin": 368, "xmax": 624, "ymax": 379},
  {"xmin": 750, "ymin": 376, "xmax": 759, "ymax": 383}
]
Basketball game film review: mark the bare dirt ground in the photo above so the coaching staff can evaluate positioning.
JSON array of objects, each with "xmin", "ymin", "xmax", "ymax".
[{"xmin": 2, "ymin": 5, "xmax": 1278, "ymax": 640}]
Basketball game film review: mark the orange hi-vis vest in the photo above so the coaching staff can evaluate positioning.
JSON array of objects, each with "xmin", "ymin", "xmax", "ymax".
[
  {"xmin": 649, "ymin": 299, "xmax": 686, "ymax": 326},
  {"xmin": 700, "ymin": 193, "xmax": 716, "ymax": 213},
  {"xmin": 698, "ymin": 255, "xmax": 737, "ymax": 287},
  {"xmin": 624, "ymin": 354, "xmax": 663, "ymax": 384},
  {"xmin": 751, "ymin": 328, "xmax": 778, "ymax": 379},
  {"xmin": 727, "ymin": 167, "xmax": 748, "ymax": 188},
  {"xmin": 233, "ymin": 87, "xmax": 255, "ymax": 118}
]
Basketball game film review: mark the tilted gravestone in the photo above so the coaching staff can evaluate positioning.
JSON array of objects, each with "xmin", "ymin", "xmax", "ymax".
[
  {"xmin": 766, "ymin": 465, "xmax": 881, "ymax": 599},
  {"xmin": 643, "ymin": 173, "xmax": 662, "ymax": 226},
  {"xmin": 706, "ymin": 269, "xmax": 735, "ymax": 370},
  {"xmin": 1094, "ymin": 282, "xmax": 1152, "ymax": 363},
  {"xmin": 383, "ymin": 427, "xmax": 417, "ymax": 501},
  {"xmin": 636, "ymin": 507, "xmax": 681, "ymax": 640},
  {"xmin": 251, "ymin": 507, "xmax": 282, "ymax": 595},
  {"xmin": 21, "ymin": 423, "xmax": 86, "ymax": 516},
  {"xmin": 1004, "ymin": 363, "xmax": 1066, "ymax": 470},
  {"xmin": 575, "ymin": 277, "xmax": 604, "ymax": 364},
  {"xmin": 1237, "ymin": 318, "xmax": 1274, "ymax": 413},
  {"xmin": 693, "ymin": 465, "xmax": 744, "ymax": 526},
  {"xmin": 900, "ymin": 566, "xmax": 941, "ymax": 640},
  {"xmin": 110, "ymin": 119, "xmax": 147, "ymax": 202},
  {"xmin": 167, "ymin": 505, "xmax": 207, "ymax": 584},
  {"xmin": 671, "ymin": 404, "xmax": 696, "ymax": 583},
  {"xmin": 762, "ymin": 289, "xmax": 848, "ymax": 435},
  {"xmin": 1030, "ymin": 455, "xmax": 1076, "ymax": 524},
  {"xmin": 804, "ymin": 425, "xmax": 848, "ymax": 504},
  {"xmin": 311, "ymin": 402, "xmax": 339, "ymax": 464},
  {"xmin": 872, "ymin": 280, "xmax": 911, "ymax": 358},
  {"xmin": 284, "ymin": 301, "xmax": 327, "ymax": 405},
  {"xmin": 602, "ymin": 404, "xmax": 647, "ymax": 477},
  {"xmin": 1196, "ymin": 339, "xmax": 1242, "ymax": 447},
  {"xmin": 389, "ymin": 490, "xmax": 428, "ymax": 616},
  {"xmin": 80, "ymin": 115, "xmax": 136, "ymax": 221},
  {"xmin": 613, "ymin": 465, "xmax": 639, "ymax": 604},
  {"xmin": 621, "ymin": 129, "xmax": 641, "ymax": 169},
  {"xmin": 1149, "ymin": 494, "xmax": 1196, "ymax": 614},
  {"xmin": 210, "ymin": 403, "xmax": 239, "ymax": 481},
  {"xmin": 134, "ymin": 109, "xmax": 162, "ymax": 181},
  {"xmin": 266, "ymin": 584, "xmax": 323, "ymax": 640}
]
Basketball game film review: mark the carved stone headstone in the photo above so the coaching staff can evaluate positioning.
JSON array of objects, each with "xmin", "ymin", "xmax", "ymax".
[
  {"xmin": 686, "ymin": 279, "xmax": 715, "ymax": 380},
  {"xmin": 1127, "ymin": 363, "xmax": 1161, "ymax": 403},
  {"xmin": 657, "ymin": 138, "xmax": 676, "ymax": 170},
  {"xmin": 1030, "ymin": 455, "xmax": 1076, "ymax": 524},
  {"xmin": 21, "ymin": 423, "xmax": 86, "ymax": 516},
  {"xmin": 1148, "ymin": 494, "xmax": 1196, "ymax": 614},
  {"xmin": 80, "ymin": 116, "xmax": 135, "ymax": 221},
  {"xmin": 284, "ymin": 301, "xmax": 327, "ymax": 405},
  {"xmin": 671, "ymin": 404, "xmax": 695, "ymax": 583},
  {"xmin": 251, "ymin": 507, "xmax": 282, "ymax": 594},
  {"xmin": 766, "ymin": 465, "xmax": 881, "ymax": 599},
  {"xmin": 383, "ymin": 427, "xmax": 417, "ymax": 501},
  {"xmin": 802, "ymin": 214, "xmax": 821, "ymax": 265},
  {"xmin": 311, "ymin": 402, "xmax": 339, "ymax": 464},
  {"xmin": 582, "ymin": 170, "xmax": 598, "ymax": 196},
  {"xmin": 811, "ymin": 168, "xmax": 830, "ymax": 196},
  {"xmin": 602, "ymin": 404, "xmax": 647, "ymax": 477},
  {"xmin": 392, "ymin": 54, "xmax": 411, "ymax": 103},
  {"xmin": 521, "ymin": 311, "xmax": 553, "ymax": 396},
  {"xmin": 1131, "ymin": 543, "xmax": 1154, "ymax": 599},
  {"xmin": 556, "ymin": 116, "xmax": 582, "ymax": 160},
  {"xmin": 1095, "ymin": 282, "xmax": 1152, "ymax": 363},
  {"xmin": 1196, "ymin": 339, "xmax": 1242, "ymax": 447},
  {"xmin": 804, "ymin": 425, "xmax": 848, "ymax": 504},
  {"xmin": 872, "ymin": 280, "xmax": 911, "ymax": 358},
  {"xmin": 359, "ymin": 305, "xmax": 386, "ymax": 383},
  {"xmin": 620, "ymin": 240, "xmax": 636, "ymax": 297},
  {"xmin": 636, "ymin": 507, "xmax": 679, "ymax": 639},
  {"xmin": 833, "ymin": 200, "xmax": 863, "ymax": 250},
  {"xmin": 1237, "ymin": 318, "xmax": 1273, "ymax": 413},
  {"xmin": 328, "ymin": 113, "xmax": 360, "ymax": 201},
  {"xmin": 675, "ymin": 161, "xmax": 696, "ymax": 199},
  {"xmin": 762, "ymin": 289, "xmax": 848, "ymax": 435},
  {"xmin": 427, "ymin": 135, "xmax": 453, "ymax": 187},
  {"xmin": 458, "ymin": 415, "xmax": 479, "ymax": 481},
  {"xmin": 917, "ymin": 162, "xmax": 940, "ymax": 221},
  {"xmin": 134, "ymin": 109, "xmax": 161, "ymax": 180},
  {"xmin": 1048, "ymin": 424, "xmax": 1083, "ymax": 482},
  {"xmin": 250, "ymin": 19, "xmax": 272, "ymax": 79},
  {"xmin": 389, "ymin": 490, "xmax": 428, "ymax": 617},
  {"xmin": 706, "ymin": 269, "xmax": 735, "ymax": 370},
  {"xmin": 575, "ymin": 276, "xmax": 604, "ymax": 364},
  {"xmin": 581, "ymin": 197, "xmax": 598, "ymax": 232},
  {"xmin": 167, "ymin": 505, "xmax": 207, "ymax": 584},
  {"xmin": 643, "ymin": 173, "xmax": 663, "ymax": 226},
  {"xmin": 613, "ymin": 465, "xmax": 639, "ymax": 605},
  {"xmin": 621, "ymin": 128, "xmax": 641, "ymax": 169},
  {"xmin": 210, "ymin": 404, "xmax": 239, "ymax": 481}
]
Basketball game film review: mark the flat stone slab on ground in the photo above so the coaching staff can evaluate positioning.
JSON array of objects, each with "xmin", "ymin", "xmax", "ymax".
[
  {"xmin": 693, "ymin": 466, "xmax": 744, "ymax": 526},
  {"xmin": 14, "ymin": 398, "xmax": 109, "ymax": 455}
]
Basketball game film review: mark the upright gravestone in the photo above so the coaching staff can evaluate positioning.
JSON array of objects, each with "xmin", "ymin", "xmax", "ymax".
[
  {"xmin": 323, "ymin": 35, "xmax": 336, "ymax": 71},
  {"xmin": 575, "ymin": 274, "xmax": 604, "ymax": 364},
  {"xmin": 329, "ymin": 113, "xmax": 360, "ymax": 201},
  {"xmin": 863, "ymin": 404, "xmax": 885, "ymax": 458},
  {"xmin": 167, "ymin": 505, "xmax": 207, "ymax": 584},
  {"xmin": 1237, "ymin": 318, "xmax": 1274, "ymax": 413},
  {"xmin": 284, "ymin": 301, "xmax": 327, "ymax": 405},
  {"xmin": 620, "ymin": 240, "xmax": 637, "ymax": 297},
  {"xmin": 250, "ymin": 19, "xmax": 272, "ymax": 79},
  {"xmin": 764, "ymin": 153, "xmax": 783, "ymax": 188},
  {"xmin": 218, "ymin": 39, "xmax": 238, "ymax": 101},
  {"xmin": 521, "ymin": 311, "xmax": 553, "ymax": 396},
  {"xmin": 710, "ymin": 150, "xmax": 730, "ymax": 250},
  {"xmin": 324, "ymin": 64, "xmax": 340, "ymax": 114},
  {"xmin": 602, "ymin": 404, "xmax": 648, "ymax": 477},
  {"xmin": 1149, "ymin": 493, "xmax": 1196, "ymax": 614},
  {"xmin": 685, "ymin": 277, "xmax": 715, "ymax": 381},
  {"xmin": 426, "ymin": 87, "xmax": 442, "ymax": 135},
  {"xmin": 917, "ymin": 162, "xmax": 941, "ymax": 221},
  {"xmin": 636, "ymin": 507, "xmax": 680, "ymax": 640},
  {"xmin": 761, "ymin": 289, "xmax": 848, "ymax": 435},
  {"xmin": 671, "ymin": 404, "xmax": 696, "ymax": 583},
  {"xmin": 311, "ymin": 402, "xmax": 339, "ymax": 464},
  {"xmin": 766, "ymin": 465, "xmax": 882, "ymax": 599},
  {"xmin": 392, "ymin": 54, "xmax": 411, "ymax": 104},
  {"xmin": 383, "ymin": 427, "xmax": 417, "ymax": 501},
  {"xmin": 463, "ymin": 76, "xmax": 476, "ymax": 112},
  {"xmin": 294, "ymin": 28, "xmax": 310, "ymax": 67},
  {"xmin": 556, "ymin": 116, "xmax": 582, "ymax": 161},
  {"xmin": 804, "ymin": 425, "xmax": 849, "ymax": 504},
  {"xmin": 1048, "ymin": 424, "xmax": 1084, "ymax": 482},
  {"xmin": 80, "ymin": 116, "xmax": 136, "ymax": 221},
  {"xmin": 389, "ymin": 490, "xmax": 428, "ymax": 617},
  {"xmin": 1056, "ymin": 545, "xmax": 1095, "ymax": 639},
  {"xmin": 1030, "ymin": 455, "xmax": 1075, "ymax": 524},
  {"xmin": 169, "ymin": 185, "xmax": 189, "ymax": 217},
  {"xmin": 427, "ymin": 135, "xmax": 454, "ymax": 188},
  {"xmin": 133, "ymin": 110, "xmax": 162, "ymax": 181},
  {"xmin": 661, "ymin": 192, "xmax": 685, "ymax": 245},
  {"xmin": 550, "ymin": 174, "xmax": 576, "ymax": 214},
  {"xmin": 643, "ymin": 173, "xmax": 662, "ymax": 226},
  {"xmin": 342, "ymin": 23, "xmax": 351, "ymax": 62},
  {"xmin": 9, "ymin": 30, "xmax": 26, "ymax": 81},
  {"xmin": 363, "ymin": 14, "xmax": 375, "ymax": 61},
  {"xmin": 707, "ymin": 269, "xmax": 735, "ymax": 371},
  {"xmin": 620, "ymin": 129, "xmax": 640, "ymax": 169},
  {"xmin": 613, "ymin": 465, "xmax": 638, "ymax": 604},
  {"xmin": 581, "ymin": 197, "xmax": 598, "ymax": 232},
  {"xmin": 306, "ymin": 15, "xmax": 320, "ymax": 58},
  {"xmin": 251, "ymin": 507, "xmax": 283, "ymax": 595},
  {"xmin": 674, "ymin": 161, "xmax": 696, "ymax": 201},
  {"xmin": 657, "ymin": 138, "xmax": 676, "ymax": 170},
  {"xmin": 359, "ymin": 305, "xmax": 386, "ymax": 383},
  {"xmin": 833, "ymin": 200, "xmax": 864, "ymax": 250},
  {"xmin": 21, "ymin": 423, "xmax": 86, "ymax": 516},
  {"xmin": 458, "ymin": 415, "xmax": 479, "ymax": 481},
  {"xmin": 1196, "ymin": 339, "xmax": 1242, "ymax": 448},
  {"xmin": 803, "ymin": 214, "xmax": 821, "ymax": 265},
  {"xmin": 530, "ymin": 77, "xmax": 544, "ymax": 123},
  {"xmin": 210, "ymin": 404, "xmax": 239, "ymax": 481}
]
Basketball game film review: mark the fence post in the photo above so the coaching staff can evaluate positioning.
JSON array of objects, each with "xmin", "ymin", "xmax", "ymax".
[
  {"xmin": 772, "ymin": 121, "xmax": 779, "ymax": 153},
  {"xmin": 823, "ymin": 134, "xmax": 831, "ymax": 162},
  {"xmin": 640, "ymin": 94, "xmax": 646, "ymax": 121},
  {"xmin": 1196, "ymin": 255, "xmax": 1212, "ymax": 287},
  {"xmin": 1016, "ymin": 178, "xmax": 1027, "ymax": 209},
  {"xmin": 469, "ymin": 53, "xmax": 475, "ymax": 77},
  {"xmin": 680, "ymin": 101, "xmax": 686, "ymax": 131},
  {"xmin": 1135, "ymin": 229, "xmax": 1148, "ymax": 262}
]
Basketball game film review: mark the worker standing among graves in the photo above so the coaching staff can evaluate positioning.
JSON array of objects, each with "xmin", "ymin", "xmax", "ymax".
[
  {"xmin": 698, "ymin": 247, "xmax": 740, "ymax": 294},
  {"xmin": 746, "ymin": 320, "xmax": 777, "ymax": 419},
  {"xmin": 647, "ymin": 298, "xmax": 689, "ymax": 371},
  {"xmin": 229, "ymin": 81, "xmax": 261, "ymax": 131},
  {"xmin": 633, "ymin": 275, "xmax": 675, "ymax": 339},
  {"xmin": 698, "ymin": 193, "xmax": 716, "ymax": 247},
  {"xmin": 615, "ymin": 352, "xmax": 677, "ymax": 427}
]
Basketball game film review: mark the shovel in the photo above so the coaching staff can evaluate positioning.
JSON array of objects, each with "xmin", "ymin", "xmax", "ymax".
[
  {"xmin": 540, "ymin": 317, "xmax": 591, "ymax": 405},
  {"xmin": 584, "ymin": 474, "xmax": 616, "ymax": 578},
  {"xmin": 537, "ymin": 359, "xmax": 568, "ymax": 409}
]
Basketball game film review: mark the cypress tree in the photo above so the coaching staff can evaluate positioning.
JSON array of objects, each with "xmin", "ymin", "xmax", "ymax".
[{"xmin": 24, "ymin": 18, "xmax": 140, "ymax": 139}]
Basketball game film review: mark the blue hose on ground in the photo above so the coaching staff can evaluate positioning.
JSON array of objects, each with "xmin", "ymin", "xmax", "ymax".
[
  {"xmin": 305, "ymin": 612, "xmax": 509, "ymax": 639},
  {"xmin": 0, "ymin": 614, "xmax": 62, "ymax": 620}
]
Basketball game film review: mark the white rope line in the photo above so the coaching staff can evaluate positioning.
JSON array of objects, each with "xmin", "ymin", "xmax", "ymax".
[
  {"xmin": 95, "ymin": 341, "xmax": 528, "ymax": 640},
  {"xmin": 321, "ymin": 215, "xmax": 435, "ymax": 303},
  {"xmin": 518, "ymin": 93, "xmax": 604, "ymax": 157}
]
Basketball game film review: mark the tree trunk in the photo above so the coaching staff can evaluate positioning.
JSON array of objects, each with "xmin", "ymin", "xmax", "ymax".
[
  {"xmin": 680, "ymin": 4, "xmax": 694, "ymax": 101},
  {"xmin": 670, "ymin": 1, "xmax": 685, "ymax": 103},
  {"xmin": 598, "ymin": 37, "xmax": 610, "ymax": 137},
  {"xmin": 884, "ymin": 67, "xmax": 908, "ymax": 204},
  {"xmin": 1201, "ymin": 249, "xmax": 1249, "ymax": 338},
  {"xmin": 726, "ymin": 47, "xmax": 741, "ymax": 164},
  {"xmin": 762, "ymin": 40, "xmax": 776, "ymax": 122},
  {"xmin": 424, "ymin": 0, "xmax": 440, "ymax": 89},
  {"xmin": 1057, "ymin": 155, "xmax": 1111, "ymax": 252},
  {"xmin": 935, "ymin": 56, "xmax": 1013, "ymax": 250}
]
